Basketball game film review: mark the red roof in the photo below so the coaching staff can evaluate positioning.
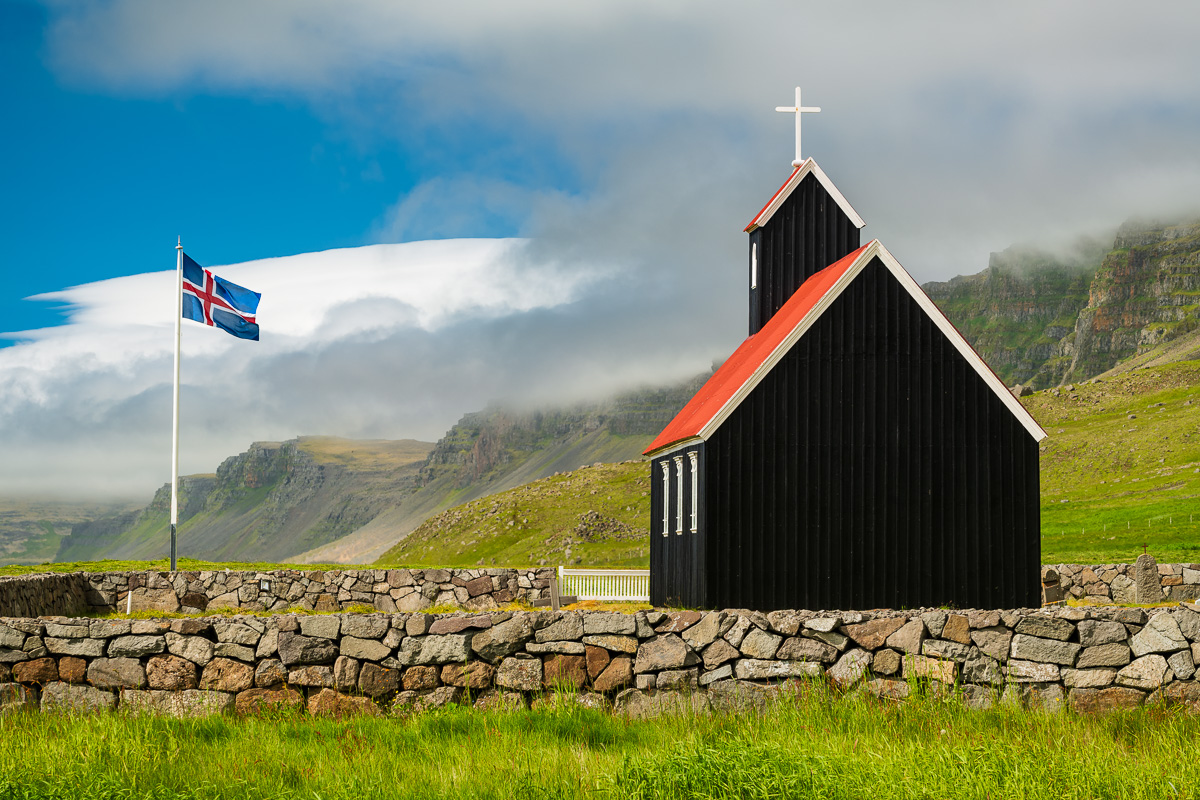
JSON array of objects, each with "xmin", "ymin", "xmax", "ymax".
[
  {"xmin": 645, "ymin": 244, "xmax": 870, "ymax": 455},
  {"xmin": 644, "ymin": 239, "xmax": 1046, "ymax": 456}
]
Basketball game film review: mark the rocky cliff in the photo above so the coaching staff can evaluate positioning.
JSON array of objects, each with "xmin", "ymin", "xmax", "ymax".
[{"xmin": 925, "ymin": 220, "xmax": 1200, "ymax": 388}]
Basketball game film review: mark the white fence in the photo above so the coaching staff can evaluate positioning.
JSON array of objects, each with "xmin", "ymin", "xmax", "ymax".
[{"xmin": 557, "ymin": 567, "xmax": 650, "ymax": 602}]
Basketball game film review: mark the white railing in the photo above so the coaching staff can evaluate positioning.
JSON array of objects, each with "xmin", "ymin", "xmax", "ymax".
[{"xmin": 557, "ymin": 567, "xmax": 650, "ymax": 602}]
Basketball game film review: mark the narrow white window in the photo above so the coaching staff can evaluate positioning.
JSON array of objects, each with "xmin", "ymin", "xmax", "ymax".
[
  {"xmin": 660, "ymin": 461, "xmax": 670, "ymax": 537},
  {"xmin": 688, "ymin": 450, "xmax": 699, "ymax": 533},
  {"xmin": 750, "ymin": 243, "xmax": 757, "ymax": 289},
  {"xmin": 673, "ymin": 455, "xmax": 684, "ymax": 534}
]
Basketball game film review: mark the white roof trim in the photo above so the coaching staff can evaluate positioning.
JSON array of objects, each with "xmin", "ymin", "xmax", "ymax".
[
  {"xmin": 697, "ymin": 240, "xmax": 1047, "ymax": 443},
  {"xmin": 645, "ymin": 436, "xmax": 704, "ymax": 460},
  {"xmin": 746, "ymin": 158, "xmax": 866, "ymax": 232}
]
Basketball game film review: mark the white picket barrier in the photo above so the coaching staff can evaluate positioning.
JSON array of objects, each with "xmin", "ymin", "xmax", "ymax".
[{"xmin": 557, "ymin": 567, "xmax": 650, "ymax": 602}]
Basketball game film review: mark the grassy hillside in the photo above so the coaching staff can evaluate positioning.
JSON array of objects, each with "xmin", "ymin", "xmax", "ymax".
[
  {"xmin": 1031, "ymin": 360, "xmax": 1200, "ymax": 564},
  {"xmin": 377, "ymin": 460, "xmax": 650, "ymax": 568},
  {"xmin": 381, "ymin": 362, "xmax": 1200, "ymax": 569}
]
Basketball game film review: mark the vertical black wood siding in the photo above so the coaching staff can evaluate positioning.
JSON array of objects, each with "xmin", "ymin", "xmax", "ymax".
[
  {"xmin": 649, "ymin": 443, "xmax": 705, "ymax": 607},
  {"xmin": 665, "ymin": 259, "xmax": 1039, "ymax": 610},
  {"xmin": 748, "ymin": 173, "xmax": 861, "ymax": 336}
]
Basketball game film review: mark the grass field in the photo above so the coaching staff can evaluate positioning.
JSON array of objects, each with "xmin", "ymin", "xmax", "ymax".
[
  {"xmin": 0, "ymin": 558, "xmax": 346, "ymax": 579},
  {"xmin": 1, "ymin": 689, "xmax": 1198, "ymax": 799}
]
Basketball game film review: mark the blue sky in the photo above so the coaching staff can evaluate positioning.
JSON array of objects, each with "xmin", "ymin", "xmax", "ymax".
[{"xmin": 3, "ymin": 1, "xmax": 1200, "ymax": 497}]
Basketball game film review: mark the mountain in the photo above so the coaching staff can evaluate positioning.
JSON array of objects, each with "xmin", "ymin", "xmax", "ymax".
[
  {"xmin": 924, "ymin": 219, "xmax": 1200, "ymax": 388},
  {"xmin": 51, "ymin": 374, "xmax": 709, "ymax": 566}
]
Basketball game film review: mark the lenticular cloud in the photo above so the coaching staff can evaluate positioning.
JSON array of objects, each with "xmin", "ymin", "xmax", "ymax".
[{"xmin": 0, "ymin": 239, "xmax": 607, "ymax": 497}]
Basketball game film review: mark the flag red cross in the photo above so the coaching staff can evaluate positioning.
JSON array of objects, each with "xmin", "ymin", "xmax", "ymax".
[{"xmin": 184, "ymin": 269, "xmax": 256, "ymax": 326}]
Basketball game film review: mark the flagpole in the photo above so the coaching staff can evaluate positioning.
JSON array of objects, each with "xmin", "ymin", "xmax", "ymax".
[{"xmin": 171, "ymin": 238, "xmax": 182, "ymax": 572}]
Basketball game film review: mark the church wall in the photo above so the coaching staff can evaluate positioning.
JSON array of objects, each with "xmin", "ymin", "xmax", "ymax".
[
  {"xmin": 703, "ymin": 258, "xmax": 1042, "ymax": 610},
  {"xmin": 649, "ymin": 442, "xmax": 706, "ymax": 607},
  {"xmin": 748, "ymin": 173, "xmax": 860, "ymax": 336}
]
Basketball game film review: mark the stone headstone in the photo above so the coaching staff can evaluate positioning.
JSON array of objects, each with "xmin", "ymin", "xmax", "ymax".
[{"xmin": 1135, "ymin": 554, "xmax": 1162, "ymax": 603}]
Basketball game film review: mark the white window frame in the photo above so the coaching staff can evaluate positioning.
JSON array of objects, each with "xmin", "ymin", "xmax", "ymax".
[
  {"xmin": 751, "ymin": 243, "xmax": 757, "ymax": 289},
  {"xmin": 673, "ymin": 455, "xmax": 684, "ymax": 535},
  {"xmin": 660, "ymin": 461, "xmax": 670, "ymax": 537},
  {"xmin": 688, "ymin": 450, "xmax": 699, "ymax": 533}
]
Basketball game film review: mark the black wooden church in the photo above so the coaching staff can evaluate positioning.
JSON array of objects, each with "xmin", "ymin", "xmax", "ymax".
[{"xmin": 645, "ymin": 95, "xmax": 1046, "ymax": 610}]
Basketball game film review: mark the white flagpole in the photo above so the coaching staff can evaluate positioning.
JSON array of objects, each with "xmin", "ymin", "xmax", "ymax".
[{"xmin": 171, "ymin": 238, "xmax": 182, "ymax": 571}]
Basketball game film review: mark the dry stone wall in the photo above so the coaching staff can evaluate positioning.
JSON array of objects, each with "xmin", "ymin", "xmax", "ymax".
[
  {"xmin": 1045, "ymin": 556, "xmax": 1200, "ymax": 604},
  {"xmin": 0, "ymin": 573, "xmax": 94, "ymax": 619},
  {"xmin": 2, "ymin": 603, "xmax": 1200, "ymax": 718}
]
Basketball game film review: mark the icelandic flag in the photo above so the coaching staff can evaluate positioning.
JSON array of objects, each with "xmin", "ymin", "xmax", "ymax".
[{"xmin": 181, "ymin": 253, "xmax": 260, "ymax": 341}]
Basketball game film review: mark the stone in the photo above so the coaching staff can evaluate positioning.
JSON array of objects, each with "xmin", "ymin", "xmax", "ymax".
[
  {"xmin": 0, "ymin": 683, "xmax": 38, "ymax": 715},
  {"xmin": 403, "ymin": 665, "xmax": 440, "ymax": 691},
  {"xmin": 526, "ymin": 641, "xmax": 588, "ymax": 655},
  {"xmin": 680, "ymin": 613, "xmax": 724, "ymax": 649},
  {"xmin": 428, "ymin": 616, "xmax": 490, "ymax": 635},
  {"xmin": 1110, "ymin": 574, "xmax": 1136, "ymax": 604},
  {"xmin": 613, "ymin": 689, "xmax": 708, "ymax": 718},
  {"xmin": 722, "ymin": 616, "xmax": 753, "ymax": 648},
  {"xmin": 1155, "ymin": 681, "xmax": 1200, "ymax": 711},
  {"xmin": 776, "ymin": 637, "xmax": 837, "ymax": 663},
  {"xmin": 1021, "ymin": 683, "xmax": 1065, "ymax": 712},
  {"xmin": 765, "ymin": 611, "xmax": 803, "ymax": 637},
  {"xmin": 1014, "ymin": 616, "xmax": 1074, "ymax": 642},
  {"xmin": 214, "ymin": 623, "xmax": 259, "ymax": 646},
  {"xmin": 739, "ymin": 628, "xmax": 783, "ymax": 659},
  {"xmin": 535, "ymin": 614, "xmax": 584, "ymax": 642},
  {"xmin": 276, "ymin": 633, "xmax": 337, "ymax": 666},
  {"xmin": 1116, "ymin": 654, "xmax": 1169, "ymax": 691},
  {"xmin": 633, "ymin": 635, "xmax": 699, "ymax": 673},
  {"xmin": 585, "ymin": 645, "xmax": 610, "ymax": 679},
  {"xmin": 298, "ymin": 616, "xmax": 340, "ymax": 640},
  {"xmin": 12, "ymin": 658, "xmax": 57, "ymax": 684},
  {"xmin": 581, "ymin": 635, "xmax": 638, "ymax": 654},
  {"xmin": 959, "ymin": 685, "xmax": 997, "ymax": 710},
  {"xmin": 88, "ymin": 620, "xmax": 132, "ymax": 639},
  {"xmin": 705, "ymin": 680, "xmax": 781, "ymax": 713},
  {"xmin": 42, "ymin": 682, "xmax": 116, "ymax": 712},
  {"xmin": 828, "ymin": 649, "xmax": 871, "ymax": 688},
  {"xmin": 58, "ymin": 657, "xmax": 86, "ymax": 684},
  {"xmin": 967, "ymin": 610, "xmax": 1001, "ymax": 629},
  {"xmin": 657, "ymin": 668, "xmax": 699, "ymax": 690},
  {"xmin": 865, "ymin": 678, "xmax": 910, "ymax": 701},
  {"xmin": 333, "ymin": 656, "xmax": 360, "ymax": 691},
  {"xmin": 919, "ymin": 611, "xmax": 947, "ymax": 639},
  {"xmin": 470, "ymin": 614, "xmax": 534, "ymax": 663},
  {"xmin": 1069, "ymin": 687, "xmax": 1146, "ymax": 714},
  {"xmin": 288, "ymin": 666, "xmax": 335, "ymax": 688},
  {"xmin": 358, "ymin": 663, "xmax": 400, "ymax": 699},
  {"xmin": 201, "ymin": 658, "xmax": 255, "ymax": 692},
  {"xmin": 308, "ymin": 688, "xmax": 382, "ymax": 718},
  {"xmin": 543, "ymin": 655, "xmax": 588, "ymax": 689},
  {"xmin": 702, "ymin": 639, "xmax": 740, "ymax": 668},
  {"xmin": 1130, "ymin": 613, "xmax": 1188, "ymax": 657},
  {"xmin": 884, "ymin": 619, "xmax": 926, "ymax": 655},
  {"xmin": 1173, "ymin": 607, "xmax": 1200, "ymax": 641},
  {"xmin": 921, "ymin": 639, "xmax": 973, "ymax": 662},
  {"xmin": 340, "ymin": 637, "xmax": 392, "ymax": 661},
  {"xmin": 844, "ymin": 617, "xmax": 905, "ymax": 650},
  {"xmin": 1167, "ymin": 649, "xmax": 1195, "ymax": 681},
  {"xmin": 127, "ymin": 587, "xmax": 181, "ymax": 614},
  {"xmin": 735, "ymin": 659, "xmax": 823, "ymax": 681},
  {"xmin": 88, "ymin": 658, "xmax": 146, "ymax": 690},
  {"xmin": 441, "ymin": 662, "xmax": 495, "ymax": 689},
  {"xmin": 1077, "ymin": 620, "xmax": 1127, "ymax": 647},
  {"xmin": 44, "ymin": 637, "xmax": 104, "ymax": 658},
  {"xmin": 970, "ymin": 627, "xmax": 1012, "ymax": 662},
  {"xmin": 1010, "ymin": 635, "xmax": 1081, "ymax": 666},
  {"xmin": 254, "ymin": 659, "xmax": 286, "ymax": 688},
  {"xmin": 655, "ymin": 611, "xmax": 703, "ymax": 633},
  {"xmin": 145, "ymin": 655, "xmax": 198, "ymax": 691},
  {"xmin": 699, "ymin": 665, "xmax": 733, "ymax": 686},
  {"xmin": 962, "ymin": 654, "xmax": 1003, "ymax": 686},
  {"xmin": 1061, "ymin": 668, "xmax": 1117, "ymax": 689},
  {"xmin": 1006, "ymin": 660, "xmax": 1060, "ymax": 683},
  {"xmin": 341, "ymin": 615, "xmax": 390, "ymax": 640},
  {"xmin": 121, "ymin": 689, "xmax": 233, "ymax": 718},
  {"xmin": 397, "ymin": 634, "xmax": 472, "ymax": 665},
  {"xmin": 213, "ymin": 643, "xmax": 255, "ymax": 662},
  {"xmin": 0, "ymin": 624, "xmax": 29, "ymax": 648},
  {"xmin": 805, "ymin": 616, "xmax": 842, "ymax": 633},
  {"xmin": 941, "ymin": 615, "xmax": 972, "ymax": 645},
  {"xmin": 1135, "ymin": 553, "xmax": 1162, "ymax": 603},
  {"xmin": 902, "ymin": 655, "xmax": 956, "ymax": 684},
  {"xmin": 593, "ymin": 656, "xmax": 633, "ymax": 692},
  {"xmin": 472, "ymin": 689, "xmax": 524, "ymax": 712},
  {"xmin": 165, "ymin": 634, "xmax": 215, "ymax": 666},
  {"xmin": 1077, "ymin": 643, "xmax": 1131, "ymax": 668},
  {"xmin": 496, "ymin": 656, "xmax": 543, "ymax": 691},
  {"xmin": 872, "ymin": 649, "xmax": 902, "ymax": 676},
  {"xmin": 582, "ymin": 612, "xmax": 638, "ymax": 636},
  {"xmin": 255, "ymin": 629, "xmax": 279, "ymax": 659},
  {"xmin": 235, "ymin": 687, "xmax": 305, "ymax": 715}
]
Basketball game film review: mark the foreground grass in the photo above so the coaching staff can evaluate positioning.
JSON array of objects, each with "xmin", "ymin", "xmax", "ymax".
[{"xmin": 2, "ymin": 690, "xmax": 1200, "ymax": 799}]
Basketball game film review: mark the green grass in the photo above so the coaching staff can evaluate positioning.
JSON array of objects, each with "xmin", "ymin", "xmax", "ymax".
[
  {"xmin": 2, "ymin": 690, "xmax": 1200, "ymax": 799},
  {"xmin": 1030, "ymin": 361, "xmax": 1200, "ymax": 564},
  {"xmin": 378, "ymin": 461, "xmax": 650, "ymax": 568}
]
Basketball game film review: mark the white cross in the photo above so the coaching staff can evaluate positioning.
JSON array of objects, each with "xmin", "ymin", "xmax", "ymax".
[{"xmin": 776, "ymin": 87, "xmax": 820, "ymax": 167}]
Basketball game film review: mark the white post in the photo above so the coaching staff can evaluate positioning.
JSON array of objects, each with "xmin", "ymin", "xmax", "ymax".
[{"xmin": 170, "ymin": 239, "xmax": 182, "ymax": 572}]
